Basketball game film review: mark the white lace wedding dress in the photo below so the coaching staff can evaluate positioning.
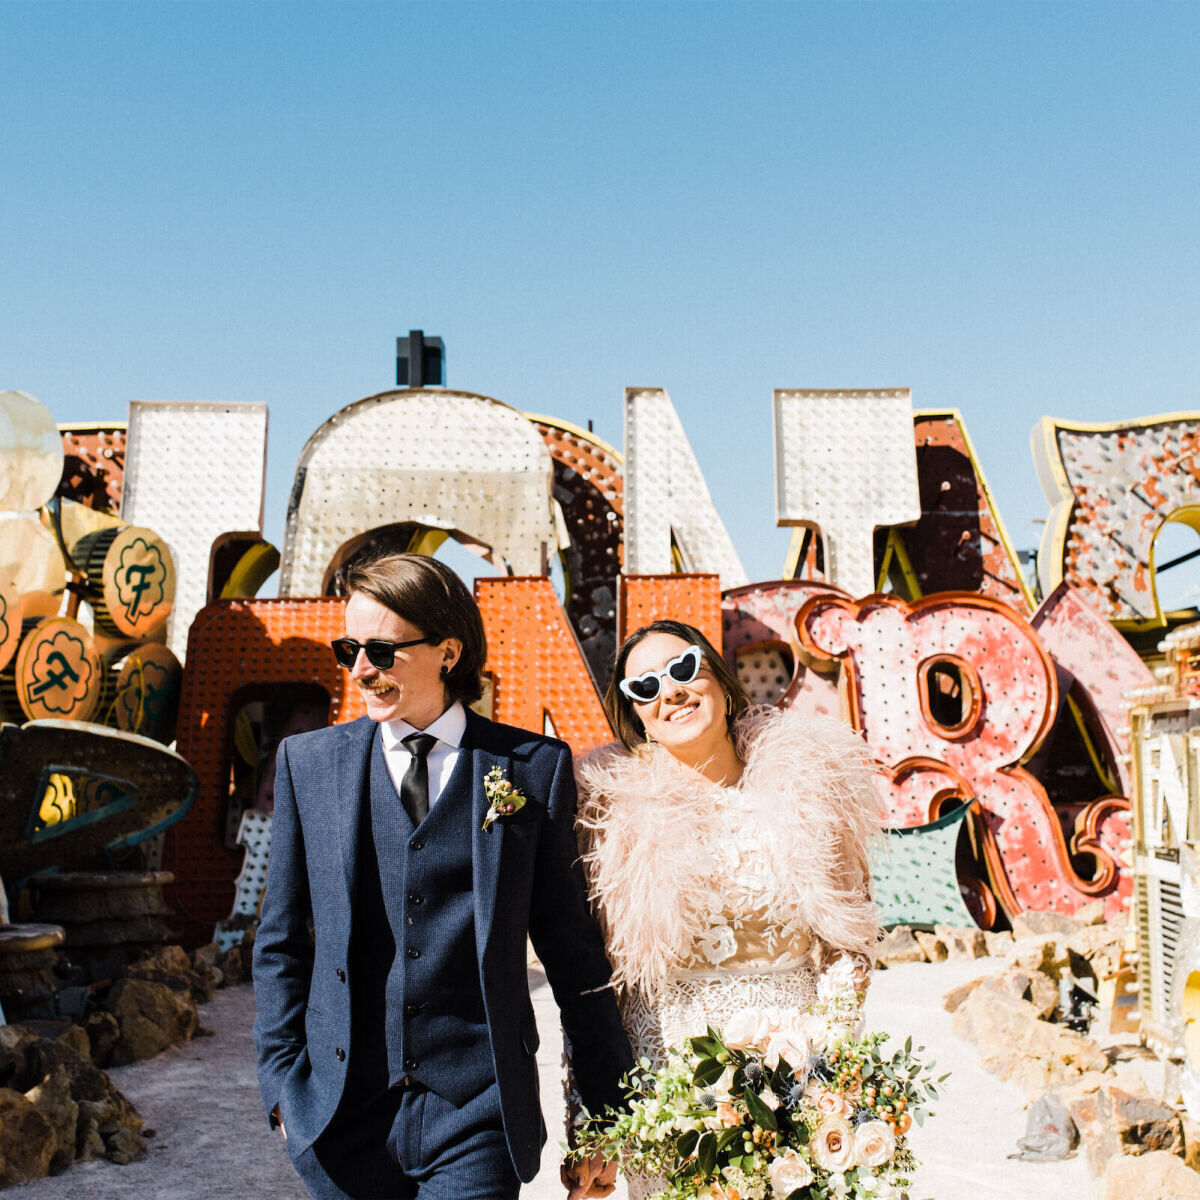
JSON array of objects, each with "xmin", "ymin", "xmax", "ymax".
[{"xmin": 616, "ymin": 786, "xmax": 865, "ymax": 1200}]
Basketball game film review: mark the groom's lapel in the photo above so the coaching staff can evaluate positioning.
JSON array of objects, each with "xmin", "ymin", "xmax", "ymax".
[
  {"xmin": 333, "ymin": 717, "xmax": 375, "ymax": 899},
  {"xmin": 466, "ymin": 710, "xmax": 506, "ymax": 961}
]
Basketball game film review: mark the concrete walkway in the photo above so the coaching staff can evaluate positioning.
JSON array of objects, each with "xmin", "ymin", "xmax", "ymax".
[{"xmin": 12, "ymin": 958, "xmax": 1100, "ymax": 1199}]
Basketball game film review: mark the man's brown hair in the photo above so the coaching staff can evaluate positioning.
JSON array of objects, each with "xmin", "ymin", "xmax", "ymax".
[{"xmin": 344, "ymin": 553, "xmax": 486, "ymax": 705}]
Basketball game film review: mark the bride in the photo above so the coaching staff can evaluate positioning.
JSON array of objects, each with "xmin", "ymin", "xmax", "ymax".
[{"xmin": 570, "ymin": 620, "xmax": 881, "ymax": 1199}]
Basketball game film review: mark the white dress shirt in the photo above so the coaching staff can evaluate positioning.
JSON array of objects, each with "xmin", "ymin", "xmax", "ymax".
[{"xmin": 379, "ymin": 701, "xmax": 467, "ymax": 808}]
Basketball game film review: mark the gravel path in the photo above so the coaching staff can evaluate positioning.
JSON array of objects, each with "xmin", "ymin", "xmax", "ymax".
[{"xmin": 10, "ymin": 958, "xmax": 1100, "ymax": 1199}]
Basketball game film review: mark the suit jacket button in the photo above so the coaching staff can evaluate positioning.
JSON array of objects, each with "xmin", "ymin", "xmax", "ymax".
[
  {"xmin": 404, "ymin": 1057, "xmax": 418, "ymax": 1071},
  {"xmin": 408, "ymin": 893, "xmax": 423, "ymax": 904},
  {"xmin": 407, "ymin": 948, "xmax": 420, "ymax": 959},
  {"xmin": 409, "ymin": 839, "xmax": 424, "ymax": 851},
  {"xmin": 335, "ymin": 1047, "xmax": 346, "ymax": 1061},
  {"xmin": 405, "ymin": 1003, "xmax": 419, "ymax": 1016},
  {"xmin": 336, "ymin": 968, "xmax": 346, "ymax": 982}
]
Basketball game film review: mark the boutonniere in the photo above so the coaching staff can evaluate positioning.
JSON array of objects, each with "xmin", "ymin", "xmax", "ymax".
[{"xmin": 482, "ymin": 765, "xmax": 527, "ymax": 831}]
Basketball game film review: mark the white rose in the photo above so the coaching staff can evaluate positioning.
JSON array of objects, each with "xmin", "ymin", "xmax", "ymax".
[
  {"xmin": 859, "ymin": 1175, "xmax": 901, "ymax": 1200},
  {"xmin": 723, "ymin": 1007, "xmax": 772, "ymax": 1050},
  {"xmin": 763, "ymin": 1028, "xmax": 810, "ymax": 1071},
  {"xmin": 800, "ymin": 1013, "xmax": 829, "ymax": 1052},
  {"xmin": 767, "ymin": 1147, "xmax": 814, "ymax": 1194},
  {"xmin": 854, "ymin": 1120, "xmax": 896, "ymax": 1168},
  {"xmin": 812, "ymin": 1116, "xmax": 856, "ymax": 1173}
]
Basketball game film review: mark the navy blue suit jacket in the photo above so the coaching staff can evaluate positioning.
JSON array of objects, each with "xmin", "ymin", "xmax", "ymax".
[{"xmin": 252, "ymin": 709, "xmax": 632, "ymax": 1182}]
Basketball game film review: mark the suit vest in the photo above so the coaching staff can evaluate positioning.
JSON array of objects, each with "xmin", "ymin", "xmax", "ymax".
[{"xmin": 345, "ymin": 729, "xmax": 494, "ymax": 1106}]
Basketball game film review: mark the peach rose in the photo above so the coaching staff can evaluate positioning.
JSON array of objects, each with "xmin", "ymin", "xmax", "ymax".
[
  {"xmin": 812, "ymin": 1116, "xmax": 856, "ymax": 1173},
  {"xmin": 716, "ymin": 1102, "xmax": 742, "ymax": 1128},
  {"xmin": 805, "ymin": 1084, "xmax": 854, "ymax": 1120},
  {"xmin": 853, "ymin": 1119, "xmax": 896, "ymax": 1168},
  {"xmin": 767, "ymin": 1147, "xmax": 814, "ymax": 1194}
]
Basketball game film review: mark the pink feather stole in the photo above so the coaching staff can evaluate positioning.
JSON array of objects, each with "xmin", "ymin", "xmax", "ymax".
[{"xmin": 575, "ymin": 706, "xmax": 882, "ymax": 1000}]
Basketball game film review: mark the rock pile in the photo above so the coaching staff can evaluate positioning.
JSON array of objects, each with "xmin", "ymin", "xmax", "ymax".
[
  {"xmin": 895, "ymin": 906, "xmax": 1200, "ymax": 1190},
  {"xmin": 0, "ymin": 932, "xmax": 255, "ymax": 1188}
]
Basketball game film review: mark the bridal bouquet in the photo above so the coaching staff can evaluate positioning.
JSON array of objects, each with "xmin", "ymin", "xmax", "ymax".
[{"xmin": 571, "ymin": 990, "xmax": 944, "ymax": 1200}]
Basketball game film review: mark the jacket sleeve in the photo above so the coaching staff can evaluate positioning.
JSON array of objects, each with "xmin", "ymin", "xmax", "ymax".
[
  {"xmin": 251, "ymin": 738, "xmax": 314, "ymax": 1124},
  {"xmin": 528, "ymin": 743, "xmax": 634, "ymax": 1117}
]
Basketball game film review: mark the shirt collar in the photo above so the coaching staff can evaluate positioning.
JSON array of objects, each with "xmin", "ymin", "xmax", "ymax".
[{"xmin": 381, "ymin": 700, "xmax": 467, "ymax": 752}]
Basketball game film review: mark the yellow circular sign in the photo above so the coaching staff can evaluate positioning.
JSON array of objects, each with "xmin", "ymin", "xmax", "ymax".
[
  {"xmin": 78, "ymin": 525, "xmax": 176, "ymax": 638},
  {"xmin": 0, "ymin": 581, "xmax": 19, "ymax": 674},
  {"xmin": 12, "ymin": 616, "xmax": 104, "ymax": 722},
  {"xmin": 112, "ymin": 642, "xmax": 182, "ymax": 742}
]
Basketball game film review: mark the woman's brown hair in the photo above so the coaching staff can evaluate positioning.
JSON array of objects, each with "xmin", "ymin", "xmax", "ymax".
[
  {"xmin": 604, "ymin": 619, "xmax": 749, "ymax": 751},
  {"xmin": 344, "ymin": 553, "xmax": 487, "ymax": 705}
]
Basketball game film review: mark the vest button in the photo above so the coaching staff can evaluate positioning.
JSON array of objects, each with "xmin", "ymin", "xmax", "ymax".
[
  {"xmin": 410, "ymin": 839, "xmax": 424, "ymax": 851},
  {"xmin": 336, "ymin": 968, "xmax": 346, "ymax": 982},
  {"xmin": 335, "ymin": 1047, "xmax": 346, "ymax": 1061},
  {"xmin": 405, "ymin": 1003, "xmax": 419, "ymax": 1016},
  {"xmin": 404, "ymin": 1057, "xmax": 418, "ymax": 1071},
  {"xmin": 408, "ymin": 893, "xmax": 423, "ymax": 904},
  {"xmin": 407, "ymin": 948, "xmax": 420, "ymax": 959}
]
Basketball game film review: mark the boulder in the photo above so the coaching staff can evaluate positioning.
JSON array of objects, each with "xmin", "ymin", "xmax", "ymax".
[
  {"xmin": 984, "ymin": 930, "xmax": 1014, "ymax": 957},
  {"xmin": 913, "ymin": 930, "xmax": 947, "ymax": 962},
  {"xmin": 1102, "ymin": 1150, "xmax": 1200, "ymax": 1199},
  {"xmin": 85, "ymin": 1010, "xmax": 120, "ymax": 1068},
  {"xmin": 55, "ymin": 1022, "xmax": 92, "ymax": 1063},
  {"xmin": 952, "ymin": 986, "xmax": 1108, "ymax": 1097},
  {"xmin": 1064, "ymin": 1077, "xmax": 1183, "ymax": 1174},
  {"xmin": 1011, "ymin": 935, "xmax": 1070, "ymax": 979},
  {"xmin": 1074, "ymin": 900, "xmax": 1108, "ymax": 927},
  {"xmin": 24, "ymin": 1064, "xmax": 79, "ymax": 1173},
  {"xmin": 104, "ymin": 976, "xmax": 198, "ymax": 1064},
  {"xmin": 1027, "ymin": 970, "xmax": 1062, "ymax": 1020},
  {"xmin": 1183, "ymin": 1115, "xmax": 1200, "ymax": 1173},
  {"xmin": 191, "ymin": 942, "xmax": 226, "ymax": 991},
  {"xmin": 218, "ymin": 943, "xmax": 247, "ymax": 986},
  {"xmin": 0, "ymin": 1087, "xmax": 55, "ymax": 1185},
  {"xmin": 943, "ymin": 977, "xmax": 983, "ymax": 1013},
  {"xmin": 76, "ymin": 1114, "xmax": 106, "ymax": 1161},
  {"xmin": 1068, "ymin": 926, "xmax": 1125, "ymax": 982},
  {"xmin": 1013, "ymin": 911, "xmax": 1085, "ymax": 940},
  {"xmin": 934, "ymin": 925, "xmax": 988, "ymax": 959},
  {"xmin": 125, "ymin": 943, "xmax": 214, "ymax": 1005},
  {"xmin": 977, "ymin": 968, "xmax": 1058, "ymax": 1020},
  {"xmin": 104, "ymin": 1126, "xmax": 147, "ymax": 1164},
  {"xmin": 876, "ymin": 926, "xmax": 926, "ymax": 967}
]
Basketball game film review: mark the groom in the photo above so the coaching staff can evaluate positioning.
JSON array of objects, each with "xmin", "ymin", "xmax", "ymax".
[{"xmin": 253, "ymin": 553, "xmax": 631, "ymax": 1199}]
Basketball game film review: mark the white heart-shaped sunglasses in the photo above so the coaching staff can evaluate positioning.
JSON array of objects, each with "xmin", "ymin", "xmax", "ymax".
[{"xmin": 618, "ymin": 644, "xmax": 704, "ymax": 703}]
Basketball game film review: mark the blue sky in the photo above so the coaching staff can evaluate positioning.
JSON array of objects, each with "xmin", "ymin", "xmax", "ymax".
[{"xmin": 4, "ymin": 1, "xmax": 1199, "ymax": 592}]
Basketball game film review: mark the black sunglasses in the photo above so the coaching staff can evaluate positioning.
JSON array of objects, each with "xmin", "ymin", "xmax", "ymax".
[{"xmin": 330, "ymin": 636, "xmax": 433, "ymax": 670}]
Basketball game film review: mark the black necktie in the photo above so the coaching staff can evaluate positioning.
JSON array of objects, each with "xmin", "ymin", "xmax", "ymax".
[{"xmin": 400, "ymin": 733, "xmax": 438, "ymax": 826}]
